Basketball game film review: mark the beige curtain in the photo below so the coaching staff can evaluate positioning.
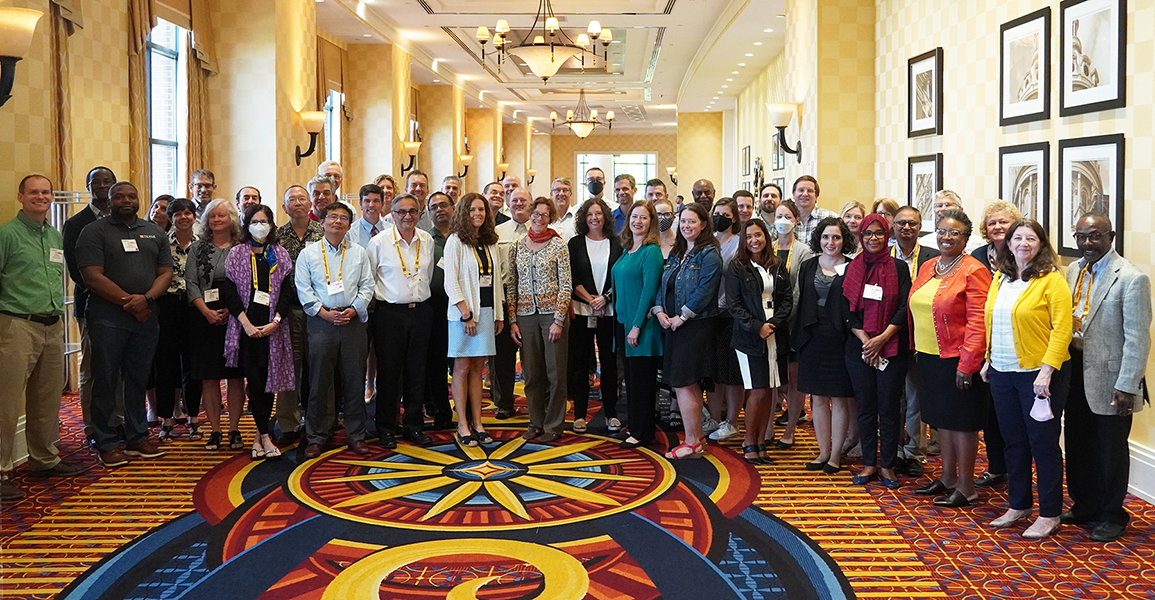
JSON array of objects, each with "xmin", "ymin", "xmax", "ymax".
[
  {"xmin": 185, "ymin": 31, "xmax": 209, "ymax": 178},
  {"xmin": 128, "ymin": 0, "xmax": 155, "ymax": 200},
  {"xmin": 49, "ymin": 2, "xmax": 76, "ymax": 190},
  {"xmin": 188, "ymin": 0, "xmax": 216, "ymax": 74}
]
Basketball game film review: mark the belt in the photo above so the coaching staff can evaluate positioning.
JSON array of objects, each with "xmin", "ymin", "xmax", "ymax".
[
  {"xmin": 322, "ymin": 306, "xmax": 351, "ymax": 312},
  {"xmin": 382, "ymin": 301, "xmax": 425, "ymax": 309},
  {"xmin": 0, "ymin": 310, "xmax": 61, "ymax": 326}
]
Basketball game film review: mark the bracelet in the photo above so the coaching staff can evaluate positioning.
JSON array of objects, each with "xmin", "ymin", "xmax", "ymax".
[
  {"xmin": 273, "ymin": 314, "xmax": 282, "ymax": 324},
  {"xmin": 461, "ymin": 312, "xmax": 473, "ymax": 322}
]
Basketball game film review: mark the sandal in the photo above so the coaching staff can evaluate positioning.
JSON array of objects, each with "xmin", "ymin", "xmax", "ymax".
[
  {"xmin": 263, "ymin": 444, "xmax": 282, "ymax": 460},
  {"xmin": 572, "ymin": 418, "xmax": 587, "ymax": 433},
  {"xmin": 229, "ymin": 430, "xmax": 243, "ymax": 450},
  {"xmin": 758, "ymin": 443, "xmax": 773, "ymax": 465},
  {"xmin": 607, "ymin": 417, "xmax": 622, "ymax": 432},
  {"xmin": 250, "ymin": 442, "xmax": 266, "ymax": 461},
  {"xmin": 456, "ymin": 431, "xmax": 477, "ymax": 447},
  {"xmin": 742, "ymin": 444, "xmax": 762, "ymax": 465},
  {"xmin": 188, "ymin": 422, "xmax": 203, "ymax": 441},
  {"xmin": 205, "ymin": 430, "xmax": 222, "ymax": 451},
  {"xmin": 665, "ymin": 441, "xmax": 704, "ymax": 460},
  {"xmin": 158, "ymin": 424, "xmax": 174, "ymax": 442},
  {"xmin": 473, "ymin": 429, "xmax": 494, "ymax": 445}
]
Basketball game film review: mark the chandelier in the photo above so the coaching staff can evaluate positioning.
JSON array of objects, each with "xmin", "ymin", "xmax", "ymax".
[
  {"xmin": 475, "ymin": 0, "xmax": 612, "ymax": 83},
  {"xmin": 551, "ymin": 89, "xmax": 613, "ymax": 138}
]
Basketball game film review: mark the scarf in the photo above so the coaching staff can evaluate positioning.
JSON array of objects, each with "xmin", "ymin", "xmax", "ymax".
[
  {"xmin": 251, "ymin": 239, "xmax": 278, "ymax": 272},
  {"xmin": 526, "ymin": 227, "xmax": 561, "ymax": 244},
  {"xmin": 843, "ymin": 214, "xmax": 900, "ymax": 357}
]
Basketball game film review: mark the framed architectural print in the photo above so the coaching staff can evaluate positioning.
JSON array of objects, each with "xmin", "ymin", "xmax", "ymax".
[
  {"xmin": 907, "ymin": 48, "xmax": 943, "ymax": 137},
  {"xmin": 907, "ymin": 153, "xmax": 943, "ymax": 232},
  {"xmin": 1060, "ymin": 0, "xmax": 1126, "ymax": 116},
  {"xmin": 1057, "ymin": 134, "xmax": 1124, "ymax": 256},
  {"xmin": 771, "ymin": 177, "xmax": 785, "ymax": 196},
  {"xmin": 998, "ymin": 142, "xmax": 1050, "ymax": 229},
  {"xmin": 1000, "ymin": 7, "xmax": 1051, "ymax": 126},
  {"xmin": 742, "ymin": 145, "xmax": 751, "ymax": 176}
]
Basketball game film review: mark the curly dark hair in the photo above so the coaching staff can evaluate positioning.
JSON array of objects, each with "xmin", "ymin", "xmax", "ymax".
[
  {"xmin": 240, "ymin": 204, "xmax": 280, "ymax": 245},
  {"xmin": 450, "ymin": 192, "xmax": 498, "ymax": 246},
  {"xmin": 995, "ymin": 218, "xmax": 1058, "ymax": 281},
  {"xmin": 809, "ymin": 215, "xmax": 857, "ymax": 255},
  {"xmin": 575, "ymin": 198, "xmax": 616, "ymax": 238}
]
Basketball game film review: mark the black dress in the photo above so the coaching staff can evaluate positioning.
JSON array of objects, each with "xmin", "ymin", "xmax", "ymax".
[
  {"xmin": 793, "ymin": 257, "xmax": 854, "ymax": 397},
  {"xmin": 188, "ymin": 241, "xmax": 244, "ymax": 381}
]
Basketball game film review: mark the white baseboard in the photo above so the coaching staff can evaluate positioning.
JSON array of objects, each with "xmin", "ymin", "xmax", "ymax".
[{"xmin": 1129, "ymin": 441, "xmax": 1155, "ymax": 505}]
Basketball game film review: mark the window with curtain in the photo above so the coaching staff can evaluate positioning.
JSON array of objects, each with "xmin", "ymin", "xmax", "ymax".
[{"xmin": 147, "ymin": 19, "xmax": 189, "ymax": 199}]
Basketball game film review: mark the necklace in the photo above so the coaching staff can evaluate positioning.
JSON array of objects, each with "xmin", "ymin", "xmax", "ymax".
[{"xmin": 935, "ymin": 253, "xmax": 964, "ymax": 276}]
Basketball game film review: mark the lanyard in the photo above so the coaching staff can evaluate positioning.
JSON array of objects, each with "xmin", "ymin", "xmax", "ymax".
[
  {"xmin": 322, "ymin": 239, "xmax": 346, "ymax": 285},
  {"xmin": 394, "ymin": 228, "xmax": 421, "ymax": 280},
  {"xmin": 778, "ymin": 242, "xmax": 793, "ymax": 272},
  {"xmin": 250, "ymin": 247, "xmax": 276, "ymax": 291},
  {"xmin": 1073, "ymin": 264, "xmax": 1094, "ymax": 319},
  {"xmin": 474, "ymin": 245, "xmax": 493, "ymax": 276},
  {"xmin": 892, "ymin": 243, "xmax": 919, "ymax": 280}
]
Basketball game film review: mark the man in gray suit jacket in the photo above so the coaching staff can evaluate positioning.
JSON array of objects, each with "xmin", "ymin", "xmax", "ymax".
[{"xmin": 1063, "ymin": 213, "xmax": 1151, "ymax": 542}]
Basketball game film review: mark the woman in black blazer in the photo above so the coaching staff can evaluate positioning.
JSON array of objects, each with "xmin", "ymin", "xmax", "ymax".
[
  {"xmin": 725, "ymin": 219, "xmax": 793, "ymax": 464},
  {"xmin": 568, "ymin": 198, "xmax": 623, "ymax": 433}
]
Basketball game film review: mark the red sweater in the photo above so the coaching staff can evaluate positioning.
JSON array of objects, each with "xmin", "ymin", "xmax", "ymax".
[{"xmin": 907, "ymin": 255, "xmax": 992, "ymax": 374}]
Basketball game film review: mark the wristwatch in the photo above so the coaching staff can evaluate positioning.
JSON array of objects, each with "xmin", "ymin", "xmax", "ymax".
[{"xmin": 143, "ymin": 293, "xmax": 154, "ymax": 303}]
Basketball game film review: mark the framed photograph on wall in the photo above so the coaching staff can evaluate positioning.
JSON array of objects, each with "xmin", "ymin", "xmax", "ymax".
[
  {"xmin": 907, "ymin": 48, "xmax": 943, "ymax": 137},
  {"xmin": 742, "ymin": 145, "xmax": 751, "ymax": 176},
  {"xmin": 772, "ymin": 136, "xmax": 785, "ymax": 170},
  {"xmin": 1057, "ymin": 134, "xmax": 1124, "ymax": 256},
  {"xmin": 907, "ymin": 154, "xmax": 943, "ymax": 232},
  {"xmin": 998, "ymin": 142, "xmax": 1050, "ymax": 229},
  {"xmin": 1000, "ymin": 7, "xmax": 1051, "ymax": 126},
  {"xmin": 771, "ymin": 177, "xmax": 786, "ymax": 196},
  {"xmin": 1060, "ymin": 0, "xmax": 1126, "ymax": 116}
]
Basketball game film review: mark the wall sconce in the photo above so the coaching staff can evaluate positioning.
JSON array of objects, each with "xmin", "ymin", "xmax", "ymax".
[
  {"xmin": 401, "ymin": 141, "xmax": 422, "ymax": 175},
  {"xmin": 766, "ymin": 103, "xmax": 802, "ymax": 163},
  {"xmin": 666, "ymin": 166, "xmax": 678, "ymax": 186},
  {"xmin": 295, "ymin": 111, "xmax": 326, "ymax": 166},
  {"xmin": 526, "ymin": 169, "xmax": 536, "ymax": 184},
  {"xmin": 498, "ymin": 163, "xmax": 510, "ymax": 180},
  {"xmin": 458, "ymin": 154, "xmax": 473, "ymax": 178},
  {"xmin": 0, "ymin": 8, "xmax": 45, "ymax": 109}
]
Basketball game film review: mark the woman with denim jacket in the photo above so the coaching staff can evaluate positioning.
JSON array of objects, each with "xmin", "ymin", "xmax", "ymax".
[{"xmin": 653, "ymin": 203, "xmax": 723, "ymax": 459}]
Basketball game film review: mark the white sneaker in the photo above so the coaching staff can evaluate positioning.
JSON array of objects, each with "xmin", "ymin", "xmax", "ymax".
[
  {"xmin": 701, "ymin": 414, "xmax": 720, "ymax": 436},
  {"xmin": 709, "ymin": 420, "xmax": 739, "ymax": 441}
]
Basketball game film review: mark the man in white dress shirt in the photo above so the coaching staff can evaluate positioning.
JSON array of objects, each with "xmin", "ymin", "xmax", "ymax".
[{"xmin": 550, "ymin": 177, "xmax": 578, "ymax": 239}]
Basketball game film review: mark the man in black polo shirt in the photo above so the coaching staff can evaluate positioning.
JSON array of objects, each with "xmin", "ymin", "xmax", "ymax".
[{"xmin": 76, "ymin": 181, "xmax": 174, "ymax": 468}]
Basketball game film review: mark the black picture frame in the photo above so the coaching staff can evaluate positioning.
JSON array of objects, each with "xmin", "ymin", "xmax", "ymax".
[
  {"xmin": 1057, "ymin": 134, "xmax": 1124, "ymax": 256},
  {"xmin": 742, "ymin": 145, "xmax": 751, "ymax": 176},
  {"xmin": 1060, "ymin": 0, "xmax": 1127, "ymax": 116},
  {"xmin": 907, "ymin": 48, "xmax": 943, "ymax": 137},
  {"xmin": 772, "ymin": 136, "xmax": 785, "ymax": 171},
  {"xmin": 907, "ymin": 153, "xmax": 943, "ymax": 231},
  {"xmin": 998, "ymin": 142, "xmax": 1050, "ymax": 230},
  {"xmin": 1000, "ymin": 7, "xmax": 1052, "ymax": 126}
]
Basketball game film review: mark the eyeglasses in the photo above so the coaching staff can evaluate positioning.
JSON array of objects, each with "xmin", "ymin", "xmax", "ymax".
[
  {"xmin": 894, "ymin": 220, "xmax": 920, "ymax": 228},
  {"xmin": 325, "ymin": 215, "xmax": 351, "ymax": 223},
  {"xmin": 1073, "ymin": 232, "xmax": 1106, "ymax": 243},
  {"xmin": 935, "ymin": 229, "xmax": 966, "ymax": 238},
  {"xmin": 861, "ymin": 230, "xmax": 888, "ymax": 239},
  {"xmin": 393, "ymin": 208, "xmax": 420, "ymax": 217},
  {"xmin": 933, "ymin": 202, "xmax": 959, "ymax": 210},
  {"xmin": 530, "ymin": 211, "xmax": 552, "ymax": 220}
]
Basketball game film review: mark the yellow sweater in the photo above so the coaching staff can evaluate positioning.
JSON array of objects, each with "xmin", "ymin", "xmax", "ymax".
[{"xmin": 984, "ymin": 270, "xmax": 1072, "ymax": 370}]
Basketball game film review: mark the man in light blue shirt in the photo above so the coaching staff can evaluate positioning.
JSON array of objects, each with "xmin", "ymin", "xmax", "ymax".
[
  {"xmin": 345, "ymin": 184, "xmax": 388, "ymax": 249},
  {"xmin": 296, "ymin": 202, "xmax": 376, "ymax": 458}
]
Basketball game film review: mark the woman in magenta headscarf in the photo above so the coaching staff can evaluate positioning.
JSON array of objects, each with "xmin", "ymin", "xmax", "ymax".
[{"xmin": 842, "ymin": 214, "xmax": 911, "ymax": 489}]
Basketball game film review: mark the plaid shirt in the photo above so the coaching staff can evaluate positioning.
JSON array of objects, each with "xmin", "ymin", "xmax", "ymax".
[{"xmin": 794, "ymin": 207, "xmax": 838, "ymax": 247}]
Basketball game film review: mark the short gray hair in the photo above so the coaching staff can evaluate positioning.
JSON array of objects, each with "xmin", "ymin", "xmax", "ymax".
[
  {"xmin": 317, "ymin": 160, "xmax": 342, "ymax": 175},
  {"xmin": 307, "ymin": 175, "xmax": 335, "ymax": 195}
]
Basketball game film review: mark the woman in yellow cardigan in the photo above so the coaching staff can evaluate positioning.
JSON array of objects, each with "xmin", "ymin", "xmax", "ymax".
[{"xmin": 980, "ymin": 219, "xmax": 1072, "ymax": 540}]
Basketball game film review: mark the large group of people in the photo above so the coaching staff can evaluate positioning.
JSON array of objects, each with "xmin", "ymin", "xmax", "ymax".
[{"xmin": 0, "ymin": 166, "xmax": 1150, "ymax": 545}]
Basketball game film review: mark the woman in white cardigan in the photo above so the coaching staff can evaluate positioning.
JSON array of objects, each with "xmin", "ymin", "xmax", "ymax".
[{"xmin": 443, "ymin": 192, "xmax": 505, "ymax": 447}]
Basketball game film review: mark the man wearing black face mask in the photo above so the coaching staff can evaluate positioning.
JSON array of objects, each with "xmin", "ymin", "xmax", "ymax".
[{"xmin": 585, "ymin": 167, "xmax": 606, "ymax": 201}]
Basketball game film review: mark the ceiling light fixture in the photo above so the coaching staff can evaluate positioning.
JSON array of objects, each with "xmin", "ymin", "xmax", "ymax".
[
  {"xmin": 745, "ymin": 53, "xmax": 753, "ymax": 57},
  {"xmin": 475, "ymin": 0, "xmax": 610, "ymax": 83},
  {"xmin": 738, "ymin": 63, "xmax": 746, "ymax": 67},
  {"xmin": 764, "ymin": 28, "xmax": 774, "ymax": 32},
  {"xmin": 754, "ymin": 42, "xmax": 762, "ymax": 46},
  {"xmin": 550, "ymin": 89, "xmax": 613, "ymax": 138}
]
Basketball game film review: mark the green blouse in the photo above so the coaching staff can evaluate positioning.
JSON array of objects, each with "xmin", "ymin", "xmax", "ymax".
[{"xmin": 612, "ymin": 243, "xmax": 664, "ymax": 357}]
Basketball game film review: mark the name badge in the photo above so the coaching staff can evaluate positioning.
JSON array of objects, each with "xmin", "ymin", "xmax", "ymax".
[
  {"xmin": 122, "ymin": 239, "xmax": 139, "ymax": 253},
  {"xmin": 863, "ymin": 284, "xmax": 884, "ymax": 301},
  {"xmin": 253, "ymin": 290, "xmax": 271, "ymax": 306},
  {"xmin": 49, "ymin": 248, "xmax": 65, "ymax": 264},
  {"xmin": 327, "ymin": 279, "xmax": 345, "ymax": 295},
  {"xmin": 204, "ymin": 288, "xmax": 220, "ymax": 302},
  {"xmin": 437, "ymin": 257, "xmax": 445, "ymax": 270},
  {"xmin": 479, "ymin": 275, "xmax": 493, "ymax": 287},
  {"xmin": 1072, "ymin": 315, "xmax": 1083, "ymax": 333},
  {"xmin": 588, "ymin": 316, "xmax": 598, "ymax": 329}
]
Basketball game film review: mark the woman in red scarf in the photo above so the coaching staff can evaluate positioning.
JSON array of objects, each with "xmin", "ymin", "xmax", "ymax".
[{"xmin": 843, "ymin": 214, "xmax": 911, "ymax": 489}]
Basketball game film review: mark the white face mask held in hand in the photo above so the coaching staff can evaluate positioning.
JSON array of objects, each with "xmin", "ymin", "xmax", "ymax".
[{"xmin": 1030, "ymin": 395, "xmax": 1054, "ymax": 422}]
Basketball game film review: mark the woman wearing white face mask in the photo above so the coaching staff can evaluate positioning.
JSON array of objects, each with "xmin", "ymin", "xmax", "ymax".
[
  {"xmin": 223, "ymin": 205, "xmax": 295, "ymax": 460},
  {"xmin": 769, "ymin": 199, "xmax": 815, "ymax": 449}
]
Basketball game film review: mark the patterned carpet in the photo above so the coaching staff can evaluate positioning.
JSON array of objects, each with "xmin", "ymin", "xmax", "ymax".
[{"xmin": 3, "ymin": 392, "xmax": 1155, "ymax": 599}]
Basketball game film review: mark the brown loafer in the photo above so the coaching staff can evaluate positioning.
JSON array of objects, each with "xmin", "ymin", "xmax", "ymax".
[
  {"xmin": 303, "ymin": 443, "xmax": 323, "ymax": 459},
  {"xmin": 522, "ymin": 426, "xmax": 543, "ymax": 440},
  {"xmin": 349, "ymin": 440, "xmax": 371, "ymax": 455},
  {"xmin": 537, "ymin": 432, "xmax": 561, "ymax": 443}
]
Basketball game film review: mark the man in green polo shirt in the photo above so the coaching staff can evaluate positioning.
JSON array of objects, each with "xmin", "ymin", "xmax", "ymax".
[{"xmin": 0, "ymin": 175, "xmax": 85, "ymax": 501}]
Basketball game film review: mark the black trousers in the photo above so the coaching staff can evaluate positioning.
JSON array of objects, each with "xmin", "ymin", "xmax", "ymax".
[
  {"xmin": 983, "ymin": 395, "xmax": 1008, "ymax": 474},
  {"xmin": 568, "ymin": 314, "xmax": 619, "ymax": 420},
  {"xmin": 845, "ymin": 338, "xmax": 906, "ymax": 469},
  {"xmin": 240, "ymin": 335, "xmax": 274, "ymax": 436},
  {"xmin": 154, "ymin": 293, "xmax": 201, "ymax": 420},
  {"xmin": 424, "ymin": 294, "xmax": 453, "ymax": 423},
  {"xmin": 1065, "ymin": 348, "xmax": 1134, "ymax": 525},
  {"xmin": 490, "ymin": 317, "xmax": 519, "ymax": 412},
  {"xmin": 617, "ymin": 323, "xmax": 660, "ymax": 443},
  {"xmin": 374, "ymin": 301, "xmax": 432, "ymax": 434}
]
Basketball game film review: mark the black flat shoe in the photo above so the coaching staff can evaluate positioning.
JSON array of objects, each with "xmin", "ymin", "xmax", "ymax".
[
  {"xmin": 974, "ymin": 472, "xmax": 1008, "ymax": 488},
  {"xmin": 775, "ymin": 439, "xmax": 795, "ymax": 450},
  {"xmin": 822, "ymin": 463, "xmax": 841, "ymax": 474},
  {"xmin": 915, "ymin": 479, "xmax": 950, "ymax": 496},
  {"xmin": 932, "ymin": 489, "xmax": 975, "ymax": 508},
  {"xmin": 742, "ymin": 445, "xmax": 761, "ymax": 465},
  {"xmin": 1090, "ymin": 521, "xmax": 1127, "ymax": 542},
  {"xmin": 619, "ymin": 437, "xmax": 648, "ymax": 449},
  {"xmin": 1060, "ymin": 510, "xmax": 1096, "ymax": 526},
  {"xmin": 804, "ymin": 461, "xmax": 827, "ymax": 471}
]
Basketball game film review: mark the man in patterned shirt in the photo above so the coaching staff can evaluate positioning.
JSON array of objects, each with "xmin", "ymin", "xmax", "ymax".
[{"xmin": 791, "ymin": 175, "xmax": 836, "ymax": 245}]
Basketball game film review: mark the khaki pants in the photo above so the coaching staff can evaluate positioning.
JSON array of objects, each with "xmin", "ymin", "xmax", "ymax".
[
  {"xmin": 518, "ymin": 312, "xmax": 569, "ymax": 435},
  {"xmin": 0, "ymin": 315, "xmax": 64, "ymax": 473}
]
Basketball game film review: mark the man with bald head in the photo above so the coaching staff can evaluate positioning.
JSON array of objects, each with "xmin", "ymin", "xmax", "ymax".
[
  {"xmin": 1063, "ymin": 213, "xmax": 1152, "ymax": 542},
  {"xmin": 691, "ymin": 179, "xmax": 716, "ymax": 212},
  {"xmin": 76, "ymin": 181, "xmax": 174, "ymax": 468}
]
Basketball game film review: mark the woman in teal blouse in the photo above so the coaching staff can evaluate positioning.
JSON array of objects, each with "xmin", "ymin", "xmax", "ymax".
[{"xmin": 613, "ymin": 201, "xmax": 665, "ymax": 448}]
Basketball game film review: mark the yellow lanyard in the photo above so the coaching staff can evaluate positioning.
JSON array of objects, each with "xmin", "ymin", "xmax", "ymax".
[
  {"xmin": 250, "ymin": 248, "xmax": 276, "ymax": 291},
  {"xmin": 394, "ymin": 228, "xmax": 421, "ymax": 280},
  {"xmin": 1073, "ymin": 264, "xmax": 1093, "ymax": 319},
  {"xmin": 322, "ymin": 239, "xmax": 346, "ymax": 286},
  {"xmin": 778, "ymin": 242, "xmax": 793, "ymax": 272},
  {"xmin": 474, "ymin": 245, "xmax": 493, "ymax": 276},
  {"xmin": 892, "ymin": 243, "xmax": 919, "ymax": 280}
]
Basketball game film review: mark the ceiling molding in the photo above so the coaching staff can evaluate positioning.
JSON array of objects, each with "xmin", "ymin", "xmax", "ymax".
[{"xmin": 676, "ymin": 0, "xmax": 748, "ymax": 107}]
